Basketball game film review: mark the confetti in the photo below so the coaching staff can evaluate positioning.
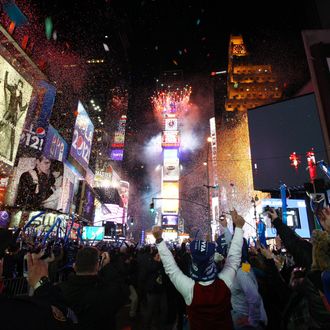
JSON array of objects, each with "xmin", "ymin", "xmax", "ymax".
[
  {"xmin": 45, "ymin": 17, "xmax": 53, "ymax": 40},
  {"xmin": 196, "ymin": 18, "xmax": 200, "ymax": 25},
  {"xmin": 52, "ymin": 30, "xmax": 57, "ymax": 41},
  {"xmin": 103, "ymin": 43, "xmax": 110, "ymax": 51},
  {"xmin": 173, "ymin": 59, "xmax": 178, "ymax": 65}
]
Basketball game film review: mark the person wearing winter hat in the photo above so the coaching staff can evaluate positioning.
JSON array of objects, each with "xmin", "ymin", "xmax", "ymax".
[{"xmin": 152, "ymin": 209, "xmax": 245, "ymax": 330}]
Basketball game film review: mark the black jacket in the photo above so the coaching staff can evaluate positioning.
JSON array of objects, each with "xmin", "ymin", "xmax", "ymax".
[
  {"xmin": 58, "ymin": 266, "xmax": 128, "ymax": 330},
  {"xmin": 272, "ymin": 217, "xmax": 313, "ymax": 269}
]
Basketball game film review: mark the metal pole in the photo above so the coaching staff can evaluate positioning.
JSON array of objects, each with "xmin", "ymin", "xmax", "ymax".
[{"xmin": 206, "ymin": 144, "xmax": 212, "ymax": 239}]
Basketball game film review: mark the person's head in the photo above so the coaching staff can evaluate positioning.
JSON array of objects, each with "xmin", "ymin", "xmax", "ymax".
[
  {"xmin": 50, "ymin": 160, "xmax": 64, "ymax": 179},
  {"xmin": 289, "ymin": 267, "xmax": 306, "ymax": 289},
  {"xmin": 312, "ymin": 229, "xmax": 330, "ymax": 272},
  {"xmin": 189, "ymin": 240, "xmax": 217, "ymax": 282},
  {"xmin": 318, "ymin": 207, "xmax": 330, "ymax": 233},
  {"xmin": 74, "ymin": 247, "xmax": 100, "ymax": 275},
  {"xmin": 17, "ymin": 80, "xmax": 23, "ymax": 92},
  {"xmin": 36, "ymin": 156, "xmax": 51, "ymax": 175}
]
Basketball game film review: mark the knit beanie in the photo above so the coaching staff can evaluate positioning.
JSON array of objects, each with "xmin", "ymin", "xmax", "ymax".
[{"xmin": 189, "ymin": 240, "xmax": 217, "ymax": 282}]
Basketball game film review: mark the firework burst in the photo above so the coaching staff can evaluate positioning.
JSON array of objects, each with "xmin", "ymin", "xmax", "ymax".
[{"xmin": 151, "ymin": 86, "xmax": 192, "ymax": 122}]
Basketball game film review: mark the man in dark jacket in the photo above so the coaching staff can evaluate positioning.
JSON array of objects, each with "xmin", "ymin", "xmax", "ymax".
[{"xmin": 57, "ymin": 247, "xmax": 129, "ymax": 330}]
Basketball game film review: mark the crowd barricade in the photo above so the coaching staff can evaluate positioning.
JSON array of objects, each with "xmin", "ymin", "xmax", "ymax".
[{"xmin": 3, "ymin": 277, "xmax": 29, "ymax": 297}]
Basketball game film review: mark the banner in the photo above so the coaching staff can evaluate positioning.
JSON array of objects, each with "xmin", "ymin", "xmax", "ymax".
[
  {"xmin": 20, "ymin": 81, "xmax": 56, "ymax": 155},
  {"xmin": 0, "ymin": 55, "xmax": 33, "ymax": 166},
  {"xmin": 70, "ymin": 101, "xmax": 94, "ymax": 169},
  {"xmin": 43, "ymin": 125, "xmax": 68, "ymax": 162}
]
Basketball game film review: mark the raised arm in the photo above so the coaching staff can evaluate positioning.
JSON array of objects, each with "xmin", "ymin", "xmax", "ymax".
[
  {"xmin": 218, "ymin": 209, "xmax": 244, "ymax": 289},
  {"xmin": 268, "ymin": 208, "xmax": 312, "ymax": 269},
  {"xmin": 153, "ymin": 226, "xmax": 195, "ymax": 305}
]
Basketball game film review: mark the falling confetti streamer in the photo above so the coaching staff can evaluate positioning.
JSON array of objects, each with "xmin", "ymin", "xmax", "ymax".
[
  {"xmin": 173, "ymin": 59, "xmax": 178, "ymax": 65},
  {"xmin": 45, "ymin": 17, "xmax": 53, "ymax": 40},
  {"xmin": 196, "ymin": 18, "xmax": 200, "ymax": 25},
  {"xmin": 103, "ymin": 43, "xmax": 110, "ymax": 51},
  {"xmin": 52, "ymin": 30, "xmax": 57, "ymax": 41}
]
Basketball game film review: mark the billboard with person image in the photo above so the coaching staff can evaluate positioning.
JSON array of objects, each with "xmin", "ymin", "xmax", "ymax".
[{"xmin": 0, "ymin": 55, "xmax": 33, "ymax": 166}]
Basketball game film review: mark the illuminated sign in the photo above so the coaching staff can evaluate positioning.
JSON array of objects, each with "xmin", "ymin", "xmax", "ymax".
[
  {"xmin": 162, "ymin": 131, "xmax": 180, "ymax": 148},
  {"xmin": 163, "ymin": 158, "xmax": 179, "ymax": 181},
  {"xmin": 0, "ymin": 55, "xmax": 33, "ymax": 166},
  {"xmin": 43, "ymin": 125, "xmax": 68, "ymax": 162},
  {"xmin": 94, "ymin": 203, "xmax": 125, "ymax": 225},
  {"xmin": 114, "ymin": 131, "xmax": 125, "ymax": 143},
  {"xmin": 70, "ymin": 101, "xmax": 94, "ymax": 169},
  {"xmin": 162, "ymin": 215, "xmax": 178, "ymax": 226},
  {"xmin": 164, "ymin": 149, "xmax": 178, "ymax": 159},
  {"xmin": 162, "ymin": 181, "xmax": 179, "ymax": 214},
  {"xmin": 165, "ymin": 118, "xmax": 178, "ymax": 131},
  {"xmin": 110, "ymin": 149, "xmax": 124, "ymax": 161}
]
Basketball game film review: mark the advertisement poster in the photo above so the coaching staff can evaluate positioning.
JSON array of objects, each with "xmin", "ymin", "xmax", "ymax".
[
  {"xmin": 20, "ymin": 81, "xmax": 56, "ymax": 155},
  {"xmin": 70, "ymin": 101, "xmax": 94, "ymax": 169},
  {"xmin": 162, "ymin": 131, "xmax": 180, "ymax": 148},
  {"xmin": 0, "ymin": 55, "xmax": 33, "ymax": 166},
  {"xmin": 94, "ymin": 203, "xmax": 124, "ymax": 225},
  {"xmin": 163, "ymin": 158, "xmax": 180, "ymax": 181},
  {"xmin": 6, "ymin": 156, "xmax": 64, "ymax": 211},
  {"xmin": 0, "ymin": 176, "xmax": 9, "ymax": 206},
  {"xmin": 58, "ymin": 164, "xmax": 76, "ymax": 214},
  {"xmin": 77, "ymin": 181, "xmax": 95, "ymax": 222},
  {"xmin": 43, "ymin": 125, "xmax": 68, "ymax": 162}
]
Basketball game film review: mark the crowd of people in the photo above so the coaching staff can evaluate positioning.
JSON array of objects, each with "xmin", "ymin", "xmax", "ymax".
[{"xmin": 0, "ymin": 207, "xmax": 329, "ymax": 330}]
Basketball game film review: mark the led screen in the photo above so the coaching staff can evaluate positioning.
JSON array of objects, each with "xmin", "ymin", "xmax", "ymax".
[
  {"xmin": 162, "ymin": 181, "xmax": 179, "ymax": 214},
  {"xmin": 261, "ymin": 198, "xmax": 310, "ymax": 238},
  {"xmin": 248, "ymin": 93, "xmax": 328, "ymax": 190},
  {"xmin": 162, "ymin": 131, "xmax": 180, "ymax": 148},
  {"xmin": 0, "ymin": 55, "xmax": 33, "ymax": 166},
  {"xmin": 110, "ymin": 149, "xmax": 124, "ymax": 161},
  {"xmin": 163, "ymin": 158, "xmax": 179, "ymax": 181},
  {"xmin": 161, "ymin": 215, "xmax": 178, "ymax": 226},
  {"xmin": 164, "ymin": 149, "xmax": 178, "ymax": 159},
  {"xmin": 82, "ymin": 226, "xmax": 104, "ymax": 241}
]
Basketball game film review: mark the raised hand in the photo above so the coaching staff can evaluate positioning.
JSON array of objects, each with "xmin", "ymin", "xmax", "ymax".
[
  {"xmin": 230, "ymin": 209, "xmax": 245, "ymax": 228},
  {"xmin": 152, "ymin": 226, "xmax": 163, "ymax": 240},
  {"xmin": 26, "ymin": 252, "xmax": 48, "ymax": 288}
]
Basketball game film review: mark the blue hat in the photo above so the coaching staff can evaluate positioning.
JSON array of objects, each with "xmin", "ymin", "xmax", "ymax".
[
  {"xmin": 190, "ymin": 240, "xmax": 217, "ymax": 282},
  {"xmin": 216, "ymin": 234, "xmax": 228, "ymax": 257}
]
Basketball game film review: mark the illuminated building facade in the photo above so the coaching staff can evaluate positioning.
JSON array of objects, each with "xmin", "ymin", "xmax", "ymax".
[
  {"xmin": 152, "ymin": 75, "xmax": 191, "ymax": 241},
  {"xmin": 215, "ymin": 35, "xmax": 282, "ymax": 235}
]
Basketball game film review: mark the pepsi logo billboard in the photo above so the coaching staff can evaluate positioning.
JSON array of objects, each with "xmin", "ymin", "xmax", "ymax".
[{"xmin": 70, "ymin": 101, "xmax": 94, "ymax": 169}]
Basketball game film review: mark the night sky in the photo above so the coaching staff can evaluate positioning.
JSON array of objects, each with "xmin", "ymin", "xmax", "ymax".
[{"xmin": 29, "ymin": 0, "xmax": 321, "ymax": 230}]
